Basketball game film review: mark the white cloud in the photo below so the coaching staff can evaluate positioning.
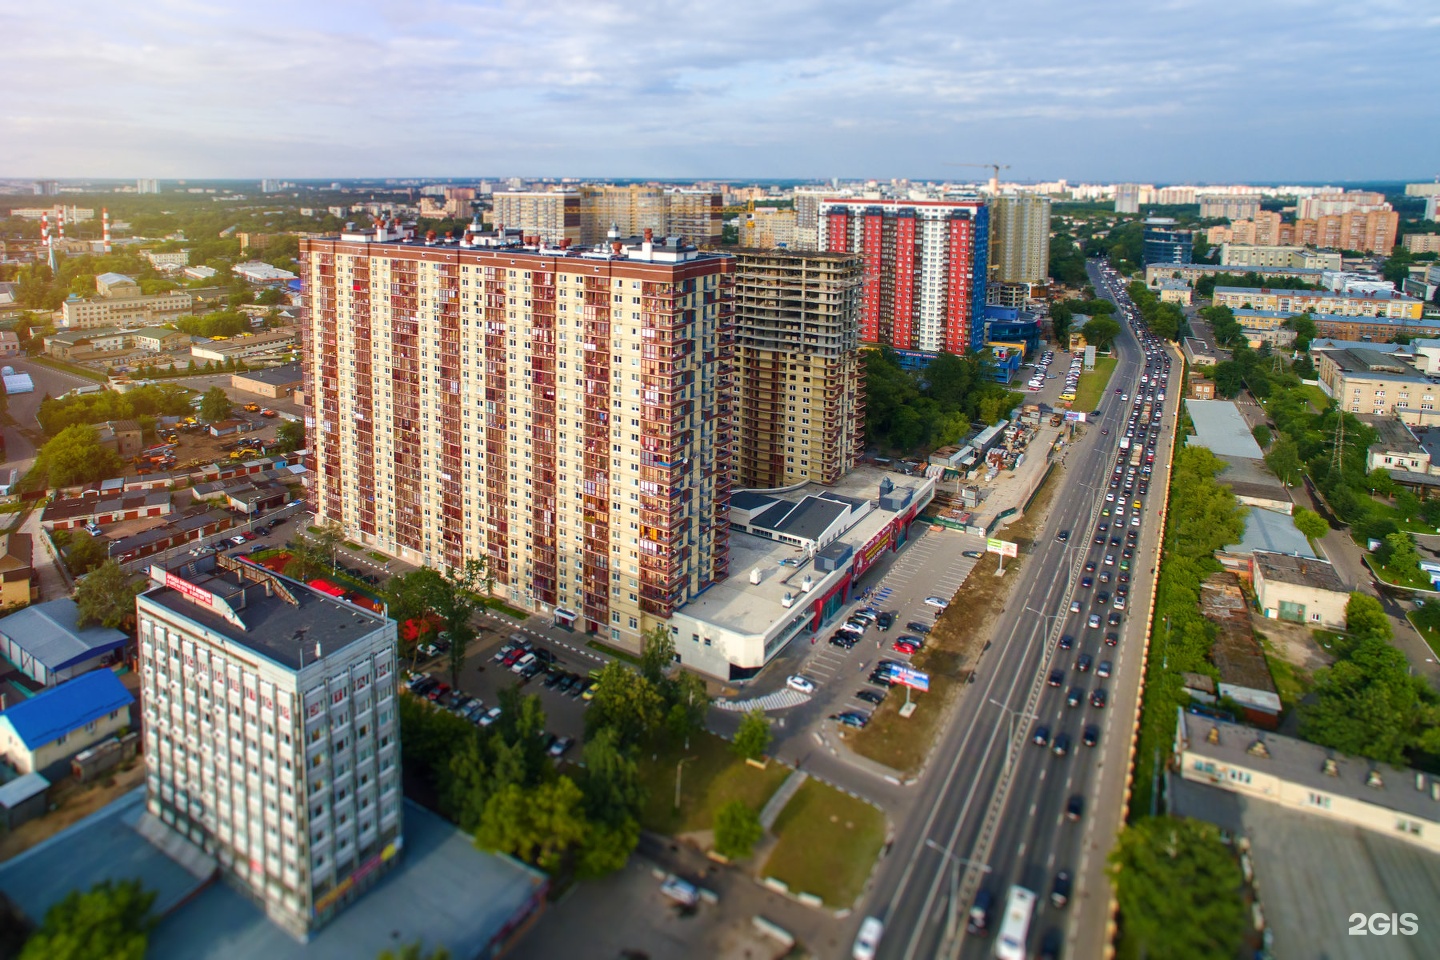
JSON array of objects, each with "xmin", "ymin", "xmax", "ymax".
[{"xmin": 0, "ymin": 0, "xmax": 1435, "ymax": 180}]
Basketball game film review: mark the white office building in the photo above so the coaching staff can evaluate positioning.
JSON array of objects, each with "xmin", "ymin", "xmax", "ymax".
[{"xmin": 136, "ymin": 556, "xmax": 402, "ymax": 939}]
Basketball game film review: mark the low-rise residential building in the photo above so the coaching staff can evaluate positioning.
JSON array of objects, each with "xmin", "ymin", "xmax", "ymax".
[
  {"xmin": 132, "ymin": 327, "xmax": 189, "ymax": 352},
  {"xmin": 1175, "ymin": 709, "xmax": 1440, "ymax": 856},
  {"xmin": 0, "ymin": 330, "xmax": 20, "ymax": 357},
  {"xmin": 1316, "ymin": 347, "xmax": 1439, "ymax": 418},
  {"xmin": 0, "ymin": 533, "xmax": 38, "ymax": 609},
  {"xmin": 1219, "ymin": 244, "xmax": 1343, "ymax": 271},
  {"xmin": 1361, "ymin": 416, "xmax": 1431, "ymax": 474},
  {"xmin": 145, "ymin": 251, "xmax": 190, "ymax": 268},
  {"xmin": 1154, "ymin": 278, "xmax": 1193, "ymax": 305},
  {"xmin": 1252, "ymin": 551, "xmax": 1349, "ymax": 628},
  {"xmin": 1183, "ymin": 336, "xmax": 1219, "ymax": 367},
  {"xmin": 1187, "ymin": 373, "xmax": 1216, "ymax": 399},
  {"xmin": 1212, "ymin": 286, "xmax": 1423, "ymax": 320},
  {"xmin": 44, "ymin": 326, "xmax": 132, "ymax": 360},
  {"xmin": 0, "ymin": 670, "xmax": 134, "ymax": 778}
]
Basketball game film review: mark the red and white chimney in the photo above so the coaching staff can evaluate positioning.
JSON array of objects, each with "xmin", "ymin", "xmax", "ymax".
[{"xmin": 102, "ymin": 208, "xmax": 112, "ymax": 252}]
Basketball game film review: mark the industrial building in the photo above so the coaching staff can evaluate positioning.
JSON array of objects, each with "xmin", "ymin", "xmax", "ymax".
[
  {"xmin": 301, "ymin": 222, "xmax": 734, "ymax": 653},
  {"xmin": 818, "ymin": 198, "xmax": 989, "ymax": 355},
  {"xmin": 731, "ymin": 249, "xmax": 865, "ymax": 489}
]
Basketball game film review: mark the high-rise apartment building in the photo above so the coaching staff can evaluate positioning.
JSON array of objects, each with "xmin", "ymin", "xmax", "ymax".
[
  {"xmin": 1114, "ymin": 184, "xmax": 1141, "ymax": 214},
  {"xmin": 488, "ymin": 191, "xmax": 581, "ymax": 245},
  {"xmin": 817, "ymin": 198, "xmax": 989, "ymax": 355},
  {"xmin": 1297, "ymin": 210, "xmax": 1400, "ymax": 255},
  {"xmin": 577, "ymin": 185, "xmax": 667, "ymax": 244},
  {"xmin": 1296, "ymin": 191, "xmax": 1389, "ymax": 219},
  {"xmin": 136, "ymin": 178, "xmax": 160, "ymax": 194},
  {"xmin": 1199, "ymin": 196, "xmax": 1261, "ymax": 220},
  {"xmin": 739, "ymin": 207, "xmax": 798, "ymax": 250},
  {"xmin": 300, "ymin": 225, "xmax": 734, "ymax": 649},
  {"xmin": 988, "ymin": 195, "xmax": 1051, "ymax": 286},
  {"xmin": 731, "ymin": 250, "xmax": 864, "ymax": 488},
  {"xmin": 664, "ymin": 189, "xmax": 723, "ymax": 245},
  {"xmin": 135, "ymin": 556, "xmax": 402, "ymax": 939}
]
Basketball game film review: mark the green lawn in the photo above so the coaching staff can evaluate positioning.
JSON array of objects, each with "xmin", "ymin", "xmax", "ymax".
[
  {"xmin": 763, "ymin": 779, "xmax": 888, "ymax": 907},
  {"xmin": 636, "ymin": 731, "xmax": 791, "ymax": 836},
  {"xmin": 1297, "ymin": 384, "xmax": 1332, "ymax": 413},
  {"xmin": 26, "ymin": 355, "xmax": 109, "ymax": 383},
  {"xmin": 1074, "ymin": 356, "xmax": 1118, "ymax": 411},
  {"xmin": 1366, "ymin": 554, "xmax": 1436, "ymax": 592},
  {"xmin": 1256, "ymin": 636, "xmax": 1310, "ymax": 713},
  {"xmin": 1406, "ymin": 612, "xmax": 1440, "ymax": 658}
]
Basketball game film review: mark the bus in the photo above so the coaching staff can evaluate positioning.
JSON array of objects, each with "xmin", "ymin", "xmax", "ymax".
[{"xmin": 993, "ymin": 885, "xmax": 1036, "ymax": 960}]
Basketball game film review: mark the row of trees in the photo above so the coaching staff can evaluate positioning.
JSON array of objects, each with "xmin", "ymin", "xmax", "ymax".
[
  {"xmin": 863, "ymin": 348, "xmax": 1022, "ymax": 454},
  {"xmin": 1049, "ymin": 296, "xmax": 1116, "ymax": 346},
  {"xmin": 1299, "ymin": 594, "xmax": 1440, "ymax": 765},
  {"xmin": 1192, "ymin": 270, "xmax": 1317, "ymax": 298},
  {"xmin": 174, "ymin": 309, "xmax": 255, "ymax": 340},
  {"xmin": 37, "ymin": 383, "xmax": 194, "ymax": 436},
  {"xmin": 1125, "ymin": 281, "xmax": 1185, "ymax": 341}
]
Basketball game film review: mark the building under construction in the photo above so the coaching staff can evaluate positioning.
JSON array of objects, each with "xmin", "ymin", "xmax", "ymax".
[{"xmin": 731, "ymin": 249, "xmax": 865, "ymax": 489}]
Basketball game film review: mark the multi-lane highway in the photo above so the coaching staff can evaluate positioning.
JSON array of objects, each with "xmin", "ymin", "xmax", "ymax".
[{"xmin": 871, "ymin": 262, "xmax": 1180, "ymax": 960}]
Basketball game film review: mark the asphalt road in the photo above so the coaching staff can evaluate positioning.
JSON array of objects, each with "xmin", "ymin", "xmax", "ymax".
[
  {"xmin": 1, "ymin": 357, "xmax": 100, "ymax": 471},
  {"xmin": 868, "ymin": 262, "xmax": 1175, "ymax": 960}
]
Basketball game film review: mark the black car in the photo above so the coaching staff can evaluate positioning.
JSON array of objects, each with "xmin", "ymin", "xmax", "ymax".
[
  {"xmin": 1083, "ymin": 724, "xmax": 1100, "ymax": 747},
  {"xmin": 1058, "ymin": 634, "xmax": 1074, "ymax": 650},
  {"xmin": 1055, "ymin": 530, "xmax": 1070, "ymax": 542},
  {"xmin": 1032, "ymin": 724, "xmax": 1051, "ymax": 747},
  {"xmin": 876, "ymin": 612, "xmax": 896, "ymax": 631},
  {"xmin": 966, "ymin": 889, "xmax": 995, "ymax": 936},
  {"xmin": 1066, "ymin": 685, "xmax": 1084, "ymax": 707},
  {"xmin": 1065, "ymin": 795, "xmax": 1084, "ymax": 821},
  {"xmin": 962, "ymin": 550, "xmax": 983, "ymax": 559},
  {"xmin": 542, "ymin": 671, "xmax": 565, "ymax": 689},
  {"xmin": 1091, "ymin": 688, "xmax": 1108, "ymax": 708},
  {"xmin": 856, "ymin": 689, "xmax": 886, "ymax": 706},
  {"xmin": 1108, "ymin": 612, "xmax": 1123, "ymax": 627},
  {"xmin": 831, "ymin": 711, "xmax": 869, "ymax": 729},
  {"xmin": 1076, "ymin": 653, "xmax": 1093, "ymax": 672},
  {"xmin": 1051, "ymin": 870, "xmax": 1073, "ymax": 908},
  {"xmin": 1048, "ymin": 669, "xmax": 1064, "ymax": 688},
  {"xmin": 1052, "ymin": 732, "xmax": 1071, "ymax": 756},
  {"xmin": 867, "ymin": 671, "xmax": 897, "ymax": 688},
  {"xmin": 534, "ymin": 648, "xmax": 557, "ymax": 665},
  {"xmin": 829, "ymin": 634, "xmax": 856, "ymax": 649},
  {"xmin": 906, "ymin": 621, "xmax": 932, "ymax": 635},
  {"xmin": 1104, "ymin": 631, "xmax": 1119, "ymax": 646},
  {"xmin": 1095, "ymin": 591, "xmax": 1109, "ymax": 606}
]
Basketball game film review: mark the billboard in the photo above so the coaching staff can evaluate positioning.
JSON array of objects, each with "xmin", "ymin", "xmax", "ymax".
[
  {"xmin": 888, "ymin": 666, "xmax": 930, "ymax": 692},
  {"xmin": 1064, "ymin": 411, "xmax": 1087, "ymax": 423},
  {"xmin": 986, "ymin": 538, "xmax": 1019, "ymax": 559}
]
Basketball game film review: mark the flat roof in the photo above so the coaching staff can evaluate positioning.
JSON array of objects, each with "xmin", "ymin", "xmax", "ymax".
[
  {"xmin": 146, "ymin": 801, "xmax": 546, "ymax": 959},
  {"xmin": 678, "ymin": 465, "xmax": 931, "ymax": 638},
  {"xmin": 1179, "ymin": 710, "xmax": 1440, "ymax": 827},
  {"xmin": 1184, "ymin": 400, "xmax": 1266, "ymax": 459},
  {"xmin": 1358, "ymin": 415, "xmax": 1424, "ymax": 455},
  {"xmin": 236, "ymin": 362, "xmax": 302, "ymax": 385},
  {"xmin": 1215, "ymin": 286, "xmax": 1419, "ymax": 303},
  {"xmin": 140, "ymin": 561, "xmax": 389, "ymax": 671}
]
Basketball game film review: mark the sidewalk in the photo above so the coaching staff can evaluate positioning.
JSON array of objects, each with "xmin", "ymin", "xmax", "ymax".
[{"xmin": 19, "ymin": 506, "xmax": 72, "ymax": 601}]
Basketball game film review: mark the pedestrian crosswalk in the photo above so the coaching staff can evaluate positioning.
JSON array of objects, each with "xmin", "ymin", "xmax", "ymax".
[{"xmin": 715, "ymin": 688, "xmax": 812, "ymax": 712}]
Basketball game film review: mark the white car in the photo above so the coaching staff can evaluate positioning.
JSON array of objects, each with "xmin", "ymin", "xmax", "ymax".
[
  {"xmin": 852, "ymin": 917, "xmax": 885, "ymax": 960},
  {"xmin": 786, "ymin": 675, "xmax": 816, "ymax": 694},
  {"xmin": 924, "ymin": 596, "xmax": 949, "ymax": 609}
]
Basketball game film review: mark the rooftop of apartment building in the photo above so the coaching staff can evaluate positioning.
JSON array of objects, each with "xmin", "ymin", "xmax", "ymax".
[
  {"xmin": 1324, "ymin": 348, "xmax": 1432, "ymax": 382},
  {"xmin": 1178, "ymin": 710, "xmax": 1440, "ymax": 824},
  {"xmin": 324, "ymin": 220, "xmax": 728, "ymax": 266},
  {"xmin": 1357, "ymin": 414, "xmax": 1424, "ymax": 456},
  {"xmin": 141, "ymin": 557, "xmax": 389, "ymax": 671},
  {"xmin": 1215, "ymin": 286, "xmax": 1419, "ymax": 303},
  {"xmin": 1253, "ymin": 551, "xmax": 1347, "ymax": 593},
  {"xmin": 680, "ymin": 465, "xmax": 929, "ymax": 638}
]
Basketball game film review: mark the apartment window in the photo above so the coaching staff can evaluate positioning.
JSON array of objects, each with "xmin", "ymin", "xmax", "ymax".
[{"xmin": 1307, "ymin": 792, "xmax": 1332, "ymax": 809}]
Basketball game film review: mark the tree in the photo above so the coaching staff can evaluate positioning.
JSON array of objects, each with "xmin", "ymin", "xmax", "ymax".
[
  {"xmin": 1251, "ymin": 424, "xmax": 1271, "ymax": 449},
  {"xmin": 1107, "ymin": 817, "xmax": 1246, "ymax": 960},
  {"xmin": 577, "ymin": 816, "xmax": 640, "ymax": 879},
  {"xmin": 20, "ymin": 878, "xmax": 156, "ymax": 960},
  {"xmin": 199, "ymin": 385, "xmax": 232, "ymax": 423},
  {"xmin": 1210, "ymin": 361, "xmax": 1245, "ymax": 399},
  {"xmin": 36, "ymin": 425, "xmax": 124, "ymax": 487},
  {"xmin": 1382, "ymin": 531, "xmax": 1423, "ymax": 584},
  {"xmin": 732, "ymin": 708, "xmax": 772, "ymax": 761},
  {"xmin": 1291, "ymin": 507, "xmax": 1329, "ymax": 542},
  {"xmin": 1365, "ymin": 468, "xmax": 1395, "ymax": 498},
  {"xmin": 578, "ymin": 727, "xmax": 647, "ymax": 827},
  {"xmin": 441, "ymin": 734, "xmax": 491, "ymax": 833},
  {"xmin": 1344, "ymin": 592, "xmax": 1392, "ymax": 643},
  {"xmin": 1300, "ymin": 636, "xmax": 1429, "ymax": 765},
  {"xmin": 1394, "ymin": 488, "xmax": 1422, "ymax": 524},
  {"xmin": 712, "ymin": 800, "xmax": 764, "ymax": 860},
  {"xmin": 75, "ymin": 560, "xmax": 142, "ymax": 629},
  {"xmin": 435, "ymin": 559, "xmax": 486, "ymax": 689},
  {"xmin": 1081, "ymin": 315, "xmax": 1121, "ymax": 349},
  {"xmin": 1264, "ymin": 437, "xmax": 1302, "ymax": 486},
  {"xmin": 308, "ymin": 518, "xmax": 345, "ymax": 571},
  {"xmin": 665, "ymin": 670, "xmax": 710, "ymax": 747},
  {"xmin": 475, "ymin": 777, "xmax": 590, "ymax": 873},
  {"xmin": 65, "ymin": 531, "xmax": 110, "ymax": 575},
  {"xmin": 275, "ymin": 419, "xmax": 305, "ymax": 452},
  {"xmin": 640, "ymin": 624, "xmax": 676, "ymax": 687},
  {"xmin": 585, "ymin": 661, "xmax": 666, "ymax": 748},
  {"xmin": 282, "ymin": 540, "xmax": 327, "ymax": 582}
]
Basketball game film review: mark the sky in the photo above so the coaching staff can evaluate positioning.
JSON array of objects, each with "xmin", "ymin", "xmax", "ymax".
[{"xmin": 4, "ymin": 0, "xmax": 1438, "ymax": 183}]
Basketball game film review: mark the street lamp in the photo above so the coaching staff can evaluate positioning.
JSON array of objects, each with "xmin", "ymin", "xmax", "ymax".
[
  {"xmin": 675, "ymin": 755, "xmax": 698, "ymax": 811},
  {"xmin": 988, "ymin": 697, "xmax": 1041, "ymax": 775},
  {"xmin": 924, "ymin": 838, "xmax": 991, "ymax": 951}
]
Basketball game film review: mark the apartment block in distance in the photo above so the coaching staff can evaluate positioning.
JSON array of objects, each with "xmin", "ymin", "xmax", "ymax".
[
  {"xmin": 301, "ymin": 223, "xmax": 734, "ymax": 650},
  {"xmin": 1212, "ymin": 286, "xmax": 1423, "ymax": 319},
  {"xmin": 818, "ymin": 198, "xmax": 989, "ymax": 355},
  {"xmin": 136, "ymin": 555, "xmax": 402, "ymax": 939},
  {"xmin": 577, "ymin": 185, "xmax": 667, "ymax": 245},
  {"xmin": 665, "ymin": 189, "xmax": 723, "ymax": 246},
  {"xmin": 988, "ymin": 195, "xmax": 1051, "ymax": 286},
  {"xmin": 487, "ymin": 191, "xmax": 581, "ymax": 245},
  {"xmin": 732, "ymin": 249, "xmax": 865, "ymax": 488}
]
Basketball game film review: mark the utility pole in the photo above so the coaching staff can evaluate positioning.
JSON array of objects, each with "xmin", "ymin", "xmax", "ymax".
[
  {"xmin": 924, "ymin": 840, "xmax": 991, "ymax": 953},
  {"xmin": 1332, "ymin": 412, "xmax": 1346, "ymax": 472}
]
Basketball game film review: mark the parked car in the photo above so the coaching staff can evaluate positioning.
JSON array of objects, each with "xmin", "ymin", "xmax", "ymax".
[
  {"xmin": 891, "ymin": 640, "xmax": 919, "ymax": 655},
  {"xmin": 831, "ymin": 711, "xmax": 869, "ymax": 729},
  {"xmin": 548, "ymin": 735, "xmax": 575, "ymax": 757},
  {"xmin": 906, "ymin": 621, "xmax": 932, "ymax": 635},
  {"xmin": 923, "ymin": 596, "xmax": 949, "ymax": 609},
  {"xmin": 856, "ymin": 689, "xmax": 886, "ymax": 706},
  {"xmin": 786, "ymin": 675, "xmax": 816, "ymax": 694}
]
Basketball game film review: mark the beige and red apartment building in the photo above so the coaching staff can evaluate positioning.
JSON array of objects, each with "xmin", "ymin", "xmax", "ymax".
[{"xmin": 301, "ymin": 225, "xmax": 734, "ymax": 650}]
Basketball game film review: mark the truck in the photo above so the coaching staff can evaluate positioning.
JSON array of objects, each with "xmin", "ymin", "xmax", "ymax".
[
  {"xmin": 1119, "ymin": 436, "xmax": 1130, "ymax": 451},
  {"xmin": 1130, "ymin": 447, "xmax": 1144, "ymax": 469},
  {"xmin": 243, "ymin": 402, "xmax": 261, "ymax": 412}
]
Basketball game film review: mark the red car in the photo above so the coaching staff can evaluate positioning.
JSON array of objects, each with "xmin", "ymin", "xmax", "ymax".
[
  {"xmin": 502, "ymin": 648, "xmax": 525, "ymax": 667},
  {"xmin": 891, "ymin": 640, "xmax": 919, "ymax": 655},
  {"xmin": 427, "ymin": 682, "xmax": 450, "ymax": 702}
]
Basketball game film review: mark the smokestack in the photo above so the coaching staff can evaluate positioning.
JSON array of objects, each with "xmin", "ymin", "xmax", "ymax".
[
  {"xmin": 102, "ymin": 208, "xmax": 112, "ymax": 253},
  {"xmin": 644, "ymin": 228, "xmax": 653, "ymax": 242},
  {"xmin": 57, "ymin": 209, "xmax": 65, "ymax": 241},
  {"xmin": 40, "ymin": 212, "xmax": 49, "ymax": 245},
  {"xmin": 611, "ymin": 240, "xmax": 623, "ymax": 255}
]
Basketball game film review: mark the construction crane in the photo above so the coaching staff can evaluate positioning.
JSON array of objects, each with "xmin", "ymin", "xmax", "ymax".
[{"xmin": 946, "ymin": 162, "xmax": 1011, "ymax": 194}]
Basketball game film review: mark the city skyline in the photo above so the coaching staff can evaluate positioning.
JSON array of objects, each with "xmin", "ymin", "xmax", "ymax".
[{"xmin": 4, "ymin": 0, "xmax": 1437, "ymax": 182}]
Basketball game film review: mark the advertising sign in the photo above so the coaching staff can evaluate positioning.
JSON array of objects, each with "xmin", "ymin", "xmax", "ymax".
[
  {"xmin": 986, "ymin": 538, "xmax": 1019, "ymax": 559},
  {"xmin": 888, "ymin": 666, "xmax": 930, "ymax": 692},
  {"xmin": 1064, "ymin": 411, "xmax": 1087, "ymax": 423}
]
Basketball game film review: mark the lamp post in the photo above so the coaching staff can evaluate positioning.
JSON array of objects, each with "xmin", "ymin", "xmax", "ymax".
[
  {"xmin": 988, "ymin": 697, "xmax": 1041, "ymax": 775},
  {"xmin": 924, "ymin": 838, "xmax": 991, "ymax": 952},
  {"xmin": 1151, "ymin": 614, "xmax": 1173, "ymax": 816},
  {"xmin": 675, "ymin": 755, "xmax": 697, "ymax": 811}
]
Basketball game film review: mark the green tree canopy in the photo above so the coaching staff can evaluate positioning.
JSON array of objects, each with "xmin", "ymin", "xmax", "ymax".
[
  {"xmin": 713, "ymin": 800, "xmax": 764, "ymax": 860},
  {"xmin": 65, "ymin": 531, "xmax": 110, "ymax": 576},
  {"xmin": 275, "ymin": 419, "xmax": 305, "ymax": 452},
  {"xmin": 475, "ymin": 777, "xmax": 590, "ymax": 873},
  {"xmin": 1299, "ymin": 635, "xmax": 1435, "ymax": 765},
  {"xmin": 1290, "ymin": 507, "xmax": 1329, "ymax": 541},
  {"xmin": 732, "ymin": 708, "xmax": 773, "ymax": 762},
  {"xmin": 1344, "ymin": 592, "xmax": 1392, "ymax": 643},
  {"xmin": 20, "ymin": 879, "xmax": 156, "ymax": 960},
  {"xmin": 75, "ymin": 560, "xmax": 142, "ymax": 629},
  {"xmin": 1080, "ymin": 315, "xmax": 1121, "ymax": 349},
  {"xmin": 376, "ymin": 942, "xmax": 451, "ymax": 960},
  {"xmin": 36, "ymin": 424, "xmax": 124, "ymax": 487},
  {"xmin": 1107, "ymin": 817, "xmax": 1246, "ymax": 960},
  {"xmin": 585, "ymin": 660, "xmax": 666, "ymax": 748},
  {"xmin": 199, "ymin": 385, "xmax": 232, "ymax": 423}
]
